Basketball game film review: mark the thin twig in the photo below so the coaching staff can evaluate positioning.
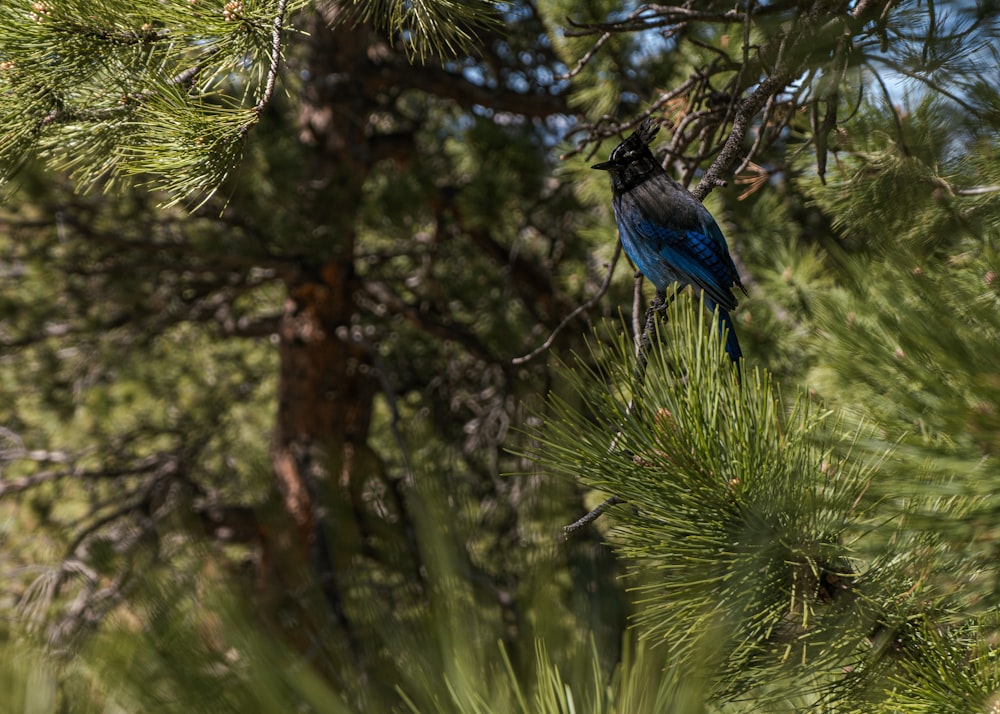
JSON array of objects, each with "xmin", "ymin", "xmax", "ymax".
[
  {"xmin": 563, "ymin": 495, "xmax": 624, "ymax": 538},
  {"xmin": 631, "ymin": 273, "xmax": 644, "ymax": 349},
  {"xmin": 560, "ymin": 80, "xmax": 698, "ymax": 162},
  {"xmin": 666, "ymin": 107, "xmax": 709, "ymax": 168},
  {"xmin": 954, "ymin": 185, "xmax": 1000, "ymax": 196},
  {"xmin": 512, "ymin": 242, "xmax": 622, "ymax": 365},
  {"xmin": 867, "ymin": 56, "xmax": 981, "ymax": 118},
  {"xmin": 635, "ymin": 290, "xmax": 672, "ymax": 379},
  {"xmin": 65, "ymin": 498, "xmax": 148, "ymax": 560},
  {"xmin": 564, "ymin": 7, "xmax": 742, "ymax": 36},
  {"xmin": 0, "ymin": 468, "xmax": 74, "ymax": 498},
  {"xmin": 557, "ymin": 31, "xmax": 611, "ymax": 80},
  {"xmin": 256, "ymin": 0, "xmax": 290, "ymax": 115},
  {"xmin": 865, "ymin": 59, "xmax": 910, "ymax": 155},
  {"xmin": 693, "ymin": 70, "xmax": 793, "ymax": 201},
  {"xmin": 736, "ymin": 92, "xmax": 775, "ymax": 175}
]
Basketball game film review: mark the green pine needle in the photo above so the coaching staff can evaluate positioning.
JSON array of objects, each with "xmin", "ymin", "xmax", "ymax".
[
  {"xmin": 529, "ymin": 295, "xmax": 908, "ymax": 704},
  {"xmin": 882, "ymin": 614, "xmax": 1000, "ymax": 713},
  {"xmin": 0, "ymin": 0, "xmax": 302, "ymax": 205},
  {"xmin": 121, "ymin": 87, "xmax": 256, "ymax": 207},
  {"xmin": 345, "ymin": 0, "xmax": 502, "ymax": 62}
]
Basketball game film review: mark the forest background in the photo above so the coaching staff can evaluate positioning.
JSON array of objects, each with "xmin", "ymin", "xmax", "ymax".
[{"xmin": 2, "ymin": 0, "xmax": 1000, "ymax": 711}]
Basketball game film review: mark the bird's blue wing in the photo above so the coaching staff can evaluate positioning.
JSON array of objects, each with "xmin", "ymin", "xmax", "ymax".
[{"xmin": 615, "ymin": 180, "xmax": 741, "ymax": 310}]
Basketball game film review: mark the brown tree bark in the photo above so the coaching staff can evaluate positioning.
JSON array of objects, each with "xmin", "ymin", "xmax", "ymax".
[
  {"xmin": 257, "ymin": 4, "xmax": 385, "ymax": 654},
  {"xmin": 249, "ymin": 0, "xmax": 578, "ymax": 668}
]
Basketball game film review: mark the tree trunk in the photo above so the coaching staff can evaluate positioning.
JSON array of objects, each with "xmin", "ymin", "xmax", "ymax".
[{"xmin": 257, "ymin": 3, "xmax": 385, "ymax": 658}]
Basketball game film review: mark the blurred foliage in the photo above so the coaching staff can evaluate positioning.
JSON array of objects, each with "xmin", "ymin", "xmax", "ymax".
[{"xmin": 1, "ymin": 0, "xmax": 1000, "ymax": 712}]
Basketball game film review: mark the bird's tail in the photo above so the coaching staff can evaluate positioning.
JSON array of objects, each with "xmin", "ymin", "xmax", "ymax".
[{"xmin": 705, "ymin": 299, "xmax": 743, "ymax": 365}]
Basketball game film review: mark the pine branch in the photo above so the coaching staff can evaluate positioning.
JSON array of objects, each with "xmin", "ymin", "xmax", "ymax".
[
  {"xmin": 530, "ymin": 297, "xmax": 935, "ymax": 703},
  {"xmin": 255, "ymin": 0, "xmax": 290, "ymax": 117},
  {"xmin": 564, "ymin": 5, "xmax": 743, "ymax": 35},
  {"xmin": 0, "ymin": 0, "xmax": 307, "ymax": 204},
  {"xmin": 562, "ymin": 495, "xmax": 624, "ymax": 537},
  {"xmin": 362, "ymin": 280, "xmax": 501, "ymax": 365},
  {"xmin": 345, "ymin": 0, "xmax": 502, "ymax": 62},
  {"xmin": 386, "ymin": 61, "xmax": 569, "ymax": 118},
  {"xmin": 693, "ymin": 70, "xmax": 794, "ymax": 201}
]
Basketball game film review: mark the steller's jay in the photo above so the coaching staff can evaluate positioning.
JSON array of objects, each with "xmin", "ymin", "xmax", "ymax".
[{"xmin": 592, "ymin": 119, "xmax": 746, "ymax": 363}]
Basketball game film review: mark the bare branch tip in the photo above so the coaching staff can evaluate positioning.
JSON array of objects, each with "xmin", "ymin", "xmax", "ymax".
[{"xmin": 562, "ymin": 495, "xmax": 625, "ymax": 538}]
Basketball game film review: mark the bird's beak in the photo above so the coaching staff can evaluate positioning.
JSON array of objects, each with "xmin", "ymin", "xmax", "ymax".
[{"xmin": 590, "ymin": 160, "xmax": 615, "ymax": 171}]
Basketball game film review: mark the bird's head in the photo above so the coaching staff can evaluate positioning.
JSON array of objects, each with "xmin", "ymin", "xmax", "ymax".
[{"xmin": 591, "ymin": 118, "xmax": 665, "ymax": 190}]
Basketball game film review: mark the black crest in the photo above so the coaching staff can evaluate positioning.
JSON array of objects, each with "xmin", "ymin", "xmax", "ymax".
[
  {"xmin": 633, "ymin": 118, "xmax": 660, "ymax": 146},
  {"xmin": 591, "ymin": 118, "xmax": 665, "ymax": 189},
  {"xmin": 608, "ymin": 119, "xmax": 660, "ymax": 165}
]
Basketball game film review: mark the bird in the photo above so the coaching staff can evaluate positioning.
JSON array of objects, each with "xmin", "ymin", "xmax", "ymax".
[{"xmin": 591, "ymin": 118, "xmax": 746, "ymax": 364}]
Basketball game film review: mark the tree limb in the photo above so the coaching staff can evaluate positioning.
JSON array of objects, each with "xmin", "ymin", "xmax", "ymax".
[
  {"xmin": 693, "ymin": 71, "xmax": 794, "ymax": 201},
  {"xmin": 361, "ymin": 280, "xmax": 501, "ymax": 365},
  {"xmin": 376, "ymin": 61, "xmax": 568, "ymax": 118},
  {"xmin": 512, "ymin": 241, "xmax": 622, "ymax": 365}
]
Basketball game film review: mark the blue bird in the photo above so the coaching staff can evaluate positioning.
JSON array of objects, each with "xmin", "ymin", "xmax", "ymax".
[{"xmin": 592, "ymin": 119, "xmax": 746, "ymax": 363}]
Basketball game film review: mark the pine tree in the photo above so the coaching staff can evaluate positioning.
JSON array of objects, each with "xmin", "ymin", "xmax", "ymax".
[
  {"xmin": 0, "ymin": 0, "xmax": 619, "ymax": 702},
  {"xmin": 2, "ymin": 0, "xmax": 1000, "ymax": 711}
]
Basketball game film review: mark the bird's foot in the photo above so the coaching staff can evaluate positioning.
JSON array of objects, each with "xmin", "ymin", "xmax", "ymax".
[{"xmin": 649, "ymin": 291, "xmax": 671, "ymax": 318}]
